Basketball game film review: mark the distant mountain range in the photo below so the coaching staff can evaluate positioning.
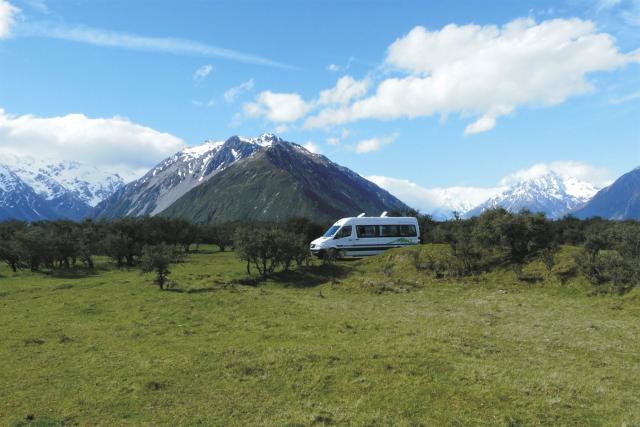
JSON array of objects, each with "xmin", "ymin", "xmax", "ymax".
[
  {"xmin": 0, "ymin": 159, "xmax": 123, "ymax": 222},
  {"xmin": 0, "ymin": 134, "xmax": 638, "ymax": 222}
]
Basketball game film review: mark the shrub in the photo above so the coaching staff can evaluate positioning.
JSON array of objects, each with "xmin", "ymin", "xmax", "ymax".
[{"xmin": 140, "ymin": 244, "xmax": 178, "ymax": 289}]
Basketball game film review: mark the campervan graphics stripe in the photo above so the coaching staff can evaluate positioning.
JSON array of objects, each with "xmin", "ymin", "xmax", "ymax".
[{"xmin": 340, "ymin": 244, "xmax": 415, "ymax": 252}]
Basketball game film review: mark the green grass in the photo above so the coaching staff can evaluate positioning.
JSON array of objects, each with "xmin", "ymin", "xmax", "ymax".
[{"xmin": 1, "ymin": 245, "xmax": 639, "ymax": 426}]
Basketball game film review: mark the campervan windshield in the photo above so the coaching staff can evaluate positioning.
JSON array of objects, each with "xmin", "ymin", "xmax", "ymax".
[{"xmin": 323, "ymin": 225, "xmax": 340, "ymax": 237}]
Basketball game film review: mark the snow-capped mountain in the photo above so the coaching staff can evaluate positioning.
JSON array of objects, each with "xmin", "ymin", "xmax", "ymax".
[
  {"xmin": 95, "ymin": 133, "xmax": 409, "ymax": 223},
  {"xmin": 465, "ymin": 170, "xmax": 600, "ymax": 219},
  {"xmin": 0, "ymin": 158, "xmax": 124, "ymax": 221},
  {"xmin": 93, "ymin": 134, "xmax": 282, "ymax": 218},
  {"xmin": 9, "ymin": 158, "xmax": 124, "ymax": 207},
  {"xmin": 160, "ymin": 135, "xmax": 409, "ymax": 224}
]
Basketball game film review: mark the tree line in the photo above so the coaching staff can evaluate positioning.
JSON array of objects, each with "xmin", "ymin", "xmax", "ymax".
[
  {"xmin": 0, "ymin": 210, "xmax": 638, "ymax": 292},
  {"xmin": 0, "ymin": 216, "xmax": 323, "ymax": 287},
  {"xmin": 391, "ymin": 208, "xmax": 640, "ymax": 294}
]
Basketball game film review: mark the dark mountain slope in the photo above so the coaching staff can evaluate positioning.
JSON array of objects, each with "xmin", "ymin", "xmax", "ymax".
[
  {"xmin": 573, "ymin": 167, "xmax": 640, "ymax": 220},
  {"xmin": 161, "ymin": 141, "xmax": 409, "ymax": 224}
]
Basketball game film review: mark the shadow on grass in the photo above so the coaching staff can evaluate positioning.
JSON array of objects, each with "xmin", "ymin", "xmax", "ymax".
[
  {"xmin": 188, "ymin": 248, "xmax": 221, "ymax": 255},
  {"xmin": 270, "ymin": 262, "xmax": 352, "ymax": 288},
  {"xmin": 163, "ymin": 286, "xmax": 226, "ymax": 294},
  {"xmin": 47, "ymin": 267, "xmax": 103, "ymax": 279}
]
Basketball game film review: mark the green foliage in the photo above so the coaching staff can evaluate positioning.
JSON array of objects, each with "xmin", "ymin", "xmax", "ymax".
[
  {"xmin": 234, "ymin": 226, "xmax": 309, "ymax": 278},
  {"xmin": 140, "ymin": 243, "xmax": 179, "ymax": 289}
]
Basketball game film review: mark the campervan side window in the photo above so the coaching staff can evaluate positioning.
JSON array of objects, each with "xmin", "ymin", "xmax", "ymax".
[
  {"xmin": 335, "ymin": 226, "xmax": 352, "ymax": 239},
  {"xmin": 380, "ymin": 225, "xmax": 401, "ymax": 237},
  {"xmin": 356, "ymin": 225, "xmax": 378, "ymax": 238},
  {"xmin": 400, "ymin": 225, "xmax": 417, "ymax": 237}
]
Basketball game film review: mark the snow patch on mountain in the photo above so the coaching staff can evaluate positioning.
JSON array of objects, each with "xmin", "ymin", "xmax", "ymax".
[
  {"xmin": 3, "ymin": 157, "xmax": 125, "ymax": 207},
  {"xmin": 466, "ymin": 170, "xmax": 600, "ymax": 218},
  {"xmin": 95, "ymin": 133, "xmax": 287, "ymax": 218}
]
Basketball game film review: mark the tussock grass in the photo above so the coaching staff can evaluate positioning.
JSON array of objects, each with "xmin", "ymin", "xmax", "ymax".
[{"xmin": 0, "ymin": 245, "xmax": 638, "ymax": 425}]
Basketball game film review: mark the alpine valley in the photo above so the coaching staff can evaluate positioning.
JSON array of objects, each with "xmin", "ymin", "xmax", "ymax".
[{"xmin": 1, "ymin": 134, "xmax": 638, "ymax": 222}]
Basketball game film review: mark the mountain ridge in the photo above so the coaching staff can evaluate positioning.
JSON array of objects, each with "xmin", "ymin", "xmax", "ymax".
[{"xmin": 160, "ymin": 137, "xmax": 409, "ymax": 224}]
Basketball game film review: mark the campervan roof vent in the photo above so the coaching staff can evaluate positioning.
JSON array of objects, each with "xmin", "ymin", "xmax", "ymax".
[
  {"xmin": 357, "ymin": 213, "xmax": 366, "ymax": 218},
  {"xmin": 380, "ymin": 211, "xmax": 388, "ymax": 217}
]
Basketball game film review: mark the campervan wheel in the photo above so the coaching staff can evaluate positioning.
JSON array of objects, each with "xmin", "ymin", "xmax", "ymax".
[{"xmin": 327, "ymin": 248, "xmax": 344, "ymax": 260}]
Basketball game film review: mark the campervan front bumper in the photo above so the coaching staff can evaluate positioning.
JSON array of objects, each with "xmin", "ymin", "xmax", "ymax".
[{"xmin": 309, "ymin": 243, "xmax": 326, "ymax": 258}]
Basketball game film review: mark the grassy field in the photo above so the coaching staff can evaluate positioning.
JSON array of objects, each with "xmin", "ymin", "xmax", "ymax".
[{"xmin": 1, "ymin": 245, "xmax": 639, "ymax": 426}]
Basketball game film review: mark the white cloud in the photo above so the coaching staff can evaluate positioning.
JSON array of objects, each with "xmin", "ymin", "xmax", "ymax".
[
  {"xmin": 303, "ymin": 142, "xmax": 321, "ymax": 153},
  {"xmin": 18, "ymin": 22, "xmax": 295, "ymax": 68},
  {"xmin": 243, "ymin": 91, "xmax": 312, "ymax": 123},
  {"xmin": 0, "ymin": 0, "xmax": 19, "ymax": 39},
  {"xmin": 326, "ymin": 137, "xmax": 340, "ymax": 145},
  {"xmin": 318, "ymin": 75, "xmax": 370, "ymax": 106},
  {"xmin": 224, "ymin": 78, "xmax": 255, "ymax": 103},
  {"xmin": 0, "ymin": 108, "xmax": 185, "ymax": 179},
  {"xmin": 191, "ymin": 98, "xmax": 215, "ymax": 108},
  {"xmin": 305, "ymin": 18, "xmax": 639, "ymax": 132},
  {"xmin": 464, "ymin": 114, "xmax": 498, "ymax": 135},
  {"xmin": 244, "ymin": 76, "xmax": 368, "ymax": 124},
  {"xmin": 275, "ymin": 124, "xmax": 289, "ymax": 134},
  {"xmin": 193, "ymin": 64, "xmax": 213, "ymax": 83},
  {"xmin": 354, "ymin": 133, "xmax": 397, "ymax": 154},
  {"xmin": 327, "ymin": 63, "xmax": 340, "ymax": 72},
  {"xmin": 500, "ymin": 161, "xmax": 613, "ymax": 188},
  {"xmin": 341, "ymin": 128, "xmax": 350, "ymax": 139},
  {"xmin": 368, "ymin": 175, "xmax": 504, "ymax": 215}
]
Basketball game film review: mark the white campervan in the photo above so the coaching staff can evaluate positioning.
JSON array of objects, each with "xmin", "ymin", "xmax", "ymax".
[{"xmin": 310, "ymin": 212, "xmax": 420, "ymax": 258}]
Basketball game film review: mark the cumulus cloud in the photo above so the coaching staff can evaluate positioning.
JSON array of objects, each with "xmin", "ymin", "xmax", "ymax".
[
  {"xmin": 326, "ymin": 63, "xmax": 340, "ymax": 72},
  {"xmin": 354, "ymin": 133, "xmax": 397, "ymax": 154},
  {"xmin": 368, "ymin": 175, "xmax": 504, "ymax": 215},
  {"xmin": 0, "ymin": 0, "xmax": 19, "ymax": 39},
  {"xmin": 193, "ymin": 64, "xmax": 213, "ymax": 83},
  {"xmin": 318, "ymin": 76, "xmax": 370, "ymax": 105},
  {"xmin": 305, "ymin": 18, "xmax": 639, "ymax": 132},
  {"xmin": 224, "ymin": 78, "xmax": 255, "ymax": 103},
  {"xmin": 243, "ymin": 91, "xmax": 312, "ymax": 123},
  {"xmin": 244, "ymin": 76, "xmax": 368, "ymax": 124},
  {"xmin": 303, "ymin": 142, "xmax": 321, "ymax": 153},
  {"xmin": 0, "ymin": 109, "xmax": 185, "ymax": 179},
  {"xmin": 326, "ymin": 137, "xmax": 340, "ymax": 145}
]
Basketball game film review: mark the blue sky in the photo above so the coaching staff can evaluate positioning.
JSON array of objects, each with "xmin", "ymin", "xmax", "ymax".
[{"xmin": 0, "ymin": 0, "xmax": 639, "ymax": 211}]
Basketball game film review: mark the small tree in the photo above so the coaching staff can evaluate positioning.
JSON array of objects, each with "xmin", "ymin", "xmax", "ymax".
[
  {"xmin": 211, "ymin": 225, "xmax": 234, "ymax": 252},
  {"xmin": 140, "ymin": 244, "xmax": 177, "ymax": 289}
]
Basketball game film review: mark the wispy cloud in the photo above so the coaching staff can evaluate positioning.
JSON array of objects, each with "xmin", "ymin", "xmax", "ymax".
[
  {"xmin": 224, "ymin": 78, "xmax": 255, "ymax": 103},
  {"xmin": 193, "ymin": 64, "xmax": 213, "ymax": 83},
  {"xmin": 609, "ymin": 89, "xmax": 640, "ymax": 104},
  {"xmin": 17, "ymin": 22, "xmax": 297, "ymax": 69},
  {"xmin": 23, "ymin": 0, "xmax": 48, "ymax": 14}
]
